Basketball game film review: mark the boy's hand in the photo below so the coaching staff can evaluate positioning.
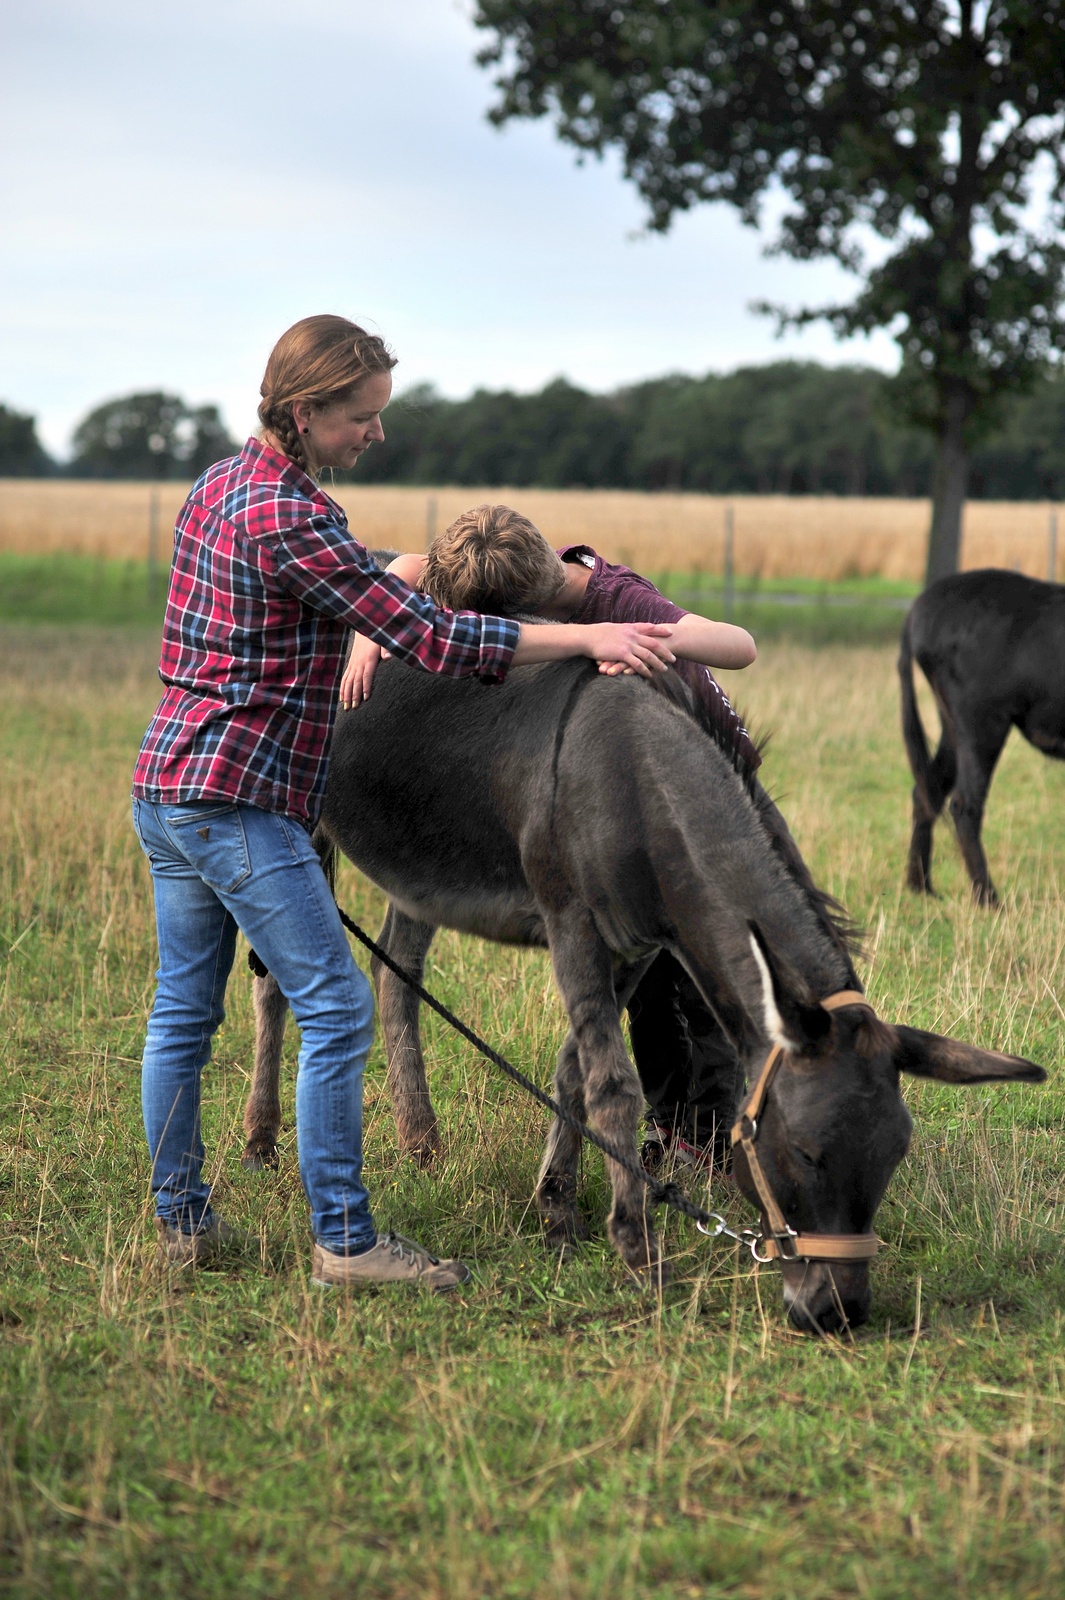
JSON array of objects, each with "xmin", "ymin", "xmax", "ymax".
[
  {"xmin": 583, "ymin": 622, "xmax": 675, "ymax": 678},
  {"xmin": 340, "ymin": 633, "xmax": 390, "ymax": 710}
]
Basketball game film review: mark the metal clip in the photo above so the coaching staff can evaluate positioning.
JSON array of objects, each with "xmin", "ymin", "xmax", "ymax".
[{"xmin": 697, "ymin": 1215, "xmax": 763, "ymax": 1250}]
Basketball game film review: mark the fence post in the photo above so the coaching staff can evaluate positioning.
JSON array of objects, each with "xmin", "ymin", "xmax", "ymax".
[
  {"xmin": 147, "ymin": 485, "xmax": 160, "ymax": 602},
  {"xmin": 426, "ymin": 495, "xmax": 437, "ymax": 551},
  {"xmin": 723, "ymin": 503, "xmax": 735, "ymax": 622},
  {"xmin": 1049, "ymin": 507, "xmax": 1058, "ymax": 584}
]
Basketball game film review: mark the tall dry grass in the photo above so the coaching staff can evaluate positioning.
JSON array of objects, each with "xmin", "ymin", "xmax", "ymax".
[
  {"xmin": 3, "ymin": 627, "xmax": 1065, "ymax": 1595},
  {"xmin": 2, "ymin": 478, "xmax": 1062, "ymax": 582}
]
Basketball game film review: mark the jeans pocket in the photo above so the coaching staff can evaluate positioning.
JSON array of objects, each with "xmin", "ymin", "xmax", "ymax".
[{"xmin": 166, "ymin": 804, "xmax": 251, "ymax": 893}]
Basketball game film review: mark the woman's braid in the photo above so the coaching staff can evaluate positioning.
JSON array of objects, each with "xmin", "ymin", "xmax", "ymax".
[{"xmin": 258, "ymin": 399, "xmax": 307, "ymax": 471}]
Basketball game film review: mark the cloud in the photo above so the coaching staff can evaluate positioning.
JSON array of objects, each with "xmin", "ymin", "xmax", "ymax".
[{"xmin": 1, "ymin": 0, "xmax": 896, "ymax": 456}]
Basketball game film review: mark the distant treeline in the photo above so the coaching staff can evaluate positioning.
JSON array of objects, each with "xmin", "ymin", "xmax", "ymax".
[
  {"xmin": 354, "ymin": 364, "xmax": 1065, "ymax": 501},
  {"xmin": 4, "ymin": 363, "xmax": 1065, "ymax": 498}
]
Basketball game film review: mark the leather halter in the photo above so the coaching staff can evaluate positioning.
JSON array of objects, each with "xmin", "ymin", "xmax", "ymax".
[{"xmin": 731, "ymin": 990, "xmax": 881, "ymax": 1264}]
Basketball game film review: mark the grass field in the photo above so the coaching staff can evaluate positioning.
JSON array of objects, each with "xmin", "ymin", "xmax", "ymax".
[
  {"xmin": 1, "ymin": 478, "xmax": 1062, "ymax": 583},
  {"xmin": 2, "ymin": 611, "xmax": 1065, "ymax": 1598}
]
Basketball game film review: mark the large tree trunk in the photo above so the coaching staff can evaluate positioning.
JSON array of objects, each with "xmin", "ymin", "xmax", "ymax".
[{"xmin": 924, "ymin": 384, "xmax": 971, "ymax": 587}]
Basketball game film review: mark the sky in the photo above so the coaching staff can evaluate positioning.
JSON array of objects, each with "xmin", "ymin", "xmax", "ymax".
[{"xmin": 1, "ymin": 0, "xmax": 899, "ymax": 459}]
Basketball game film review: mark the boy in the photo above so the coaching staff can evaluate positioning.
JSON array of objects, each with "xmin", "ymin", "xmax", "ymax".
[{"xmin": 341, "ymin": 504, "xmax": 758, "ymax": 1169}]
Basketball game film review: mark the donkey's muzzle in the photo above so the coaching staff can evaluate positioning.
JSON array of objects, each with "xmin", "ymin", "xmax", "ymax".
[{"xmin": 781, "ymin": 1260, "xmax": 871, "ymax": 1335}]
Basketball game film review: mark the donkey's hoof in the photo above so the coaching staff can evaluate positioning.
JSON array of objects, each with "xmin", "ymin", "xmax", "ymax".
[
  {"xmin": 609, "ymin": 1218, "xmax": 666, "ymax": 1281},
  {"xmin": 540, "ymin": 1211, "xmax": 591, "ymax": 1252},
  {"xmin": 241, "ymin": 1139, "xmax": 280, "ymax": 1172},
  {"xmin": 399, "ymin": 1128, "xmax": 443, "ymax": 1168},
  {"xmin": 624, "ymin": 1256, "xmax": 672, "ymax": 1293}
]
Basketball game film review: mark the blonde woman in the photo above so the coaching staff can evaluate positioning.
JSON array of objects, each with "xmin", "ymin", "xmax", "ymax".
[{"xmin": 131, "ymin": 318, "xmax": 676, "ymax": 1288}]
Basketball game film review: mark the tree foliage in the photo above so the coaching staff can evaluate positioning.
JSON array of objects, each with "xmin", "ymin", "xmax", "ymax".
[
  {"xmin": 0, "ymin": 404, "xmax": 53, "ymax": 477},
  {"xmin": 473, "ymin": 1, "xmax": 1065, "ymax": 581},
  {"xmin": 69, "ymin": 392, "xmax": 237, "ymax": 480}
]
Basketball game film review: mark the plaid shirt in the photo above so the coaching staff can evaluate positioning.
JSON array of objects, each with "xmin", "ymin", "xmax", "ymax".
[{"xmin": 133, "ymin": 438, "xmax": 519, "ymax": 826}]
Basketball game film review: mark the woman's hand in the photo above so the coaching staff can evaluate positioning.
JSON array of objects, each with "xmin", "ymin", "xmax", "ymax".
[
  {"xmin": 510, "ymin": 620, "xmax": 674, "ymax": 674},
  {"xmin": 340, "ymin": 633, "xmax": 389, "ymax": 710},
  {"xmin": 580, "ymin": 622, "xmax": 676, "ymax": 677}
]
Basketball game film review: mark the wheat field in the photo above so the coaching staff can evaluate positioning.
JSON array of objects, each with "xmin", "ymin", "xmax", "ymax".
[{"xmin": 1, "ymin": 477, "xmax": 1062, "ymax": 581}]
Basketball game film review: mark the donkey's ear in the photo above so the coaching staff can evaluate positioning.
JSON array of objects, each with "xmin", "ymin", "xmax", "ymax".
[
  {"xmin": 748, "ymin": 925, "xmax": 832, "ymax": 1057},
  {"xmin": 892, "ymin": 1025, "xmax": 1046, "ymax": 1085}
]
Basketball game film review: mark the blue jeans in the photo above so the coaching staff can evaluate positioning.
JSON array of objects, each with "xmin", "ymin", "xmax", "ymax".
[{"xmin": 132, "ymin": 798, "xmax": 376, "ymax": 1253}]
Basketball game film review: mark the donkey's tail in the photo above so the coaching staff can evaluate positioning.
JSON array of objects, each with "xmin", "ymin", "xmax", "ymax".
[{"xmin": 898, "ymin": 607, "xmax": 936, "ymax": 814}]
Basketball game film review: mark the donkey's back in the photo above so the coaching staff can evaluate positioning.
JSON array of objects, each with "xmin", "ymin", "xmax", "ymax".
[{"xmin": 320, "ymin": 656, "xmax": 750, "ymax": 948}]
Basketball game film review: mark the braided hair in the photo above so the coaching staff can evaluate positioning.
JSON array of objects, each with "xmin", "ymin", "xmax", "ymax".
[{"xmin": 258, "ymin": 315, "xmax": 397, "ymax": 472}]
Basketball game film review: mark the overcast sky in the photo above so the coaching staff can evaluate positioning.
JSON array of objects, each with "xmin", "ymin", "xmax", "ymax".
[{"xmin": 2, "ymin": 0, "xmax": 898, "ymax": 458}]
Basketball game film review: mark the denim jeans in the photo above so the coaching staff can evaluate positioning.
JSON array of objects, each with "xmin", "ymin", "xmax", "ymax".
[{"xmin": 132, "ymin": 798, "xmax": 376, "ymax": 1252}]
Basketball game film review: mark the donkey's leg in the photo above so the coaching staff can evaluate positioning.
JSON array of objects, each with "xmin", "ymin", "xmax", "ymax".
[
  {"xmin": 948, "ymin": 718, "xmax": 1008, "ymax": 906},
  {"xmin": 243, "ymin": 972, "xmax": 289, "ymax": 1170},
  {"xmin": 370, "ymin": 904, "xmax": 442, "ymax": 1164},
  {"xmin": 907, "ymin": 726, "xmax": 958, "ymax": 895},
  {"xmin": 536, "ymin": 954, "xmax": 654, "ymax": 1248},
  {"xmin": 535, "ymin": 1026, "xmax": 591, "ymax": 1247},
  {"xmin": 543, "ymin": 915, "xmax": 661, "ymax": 1278}
]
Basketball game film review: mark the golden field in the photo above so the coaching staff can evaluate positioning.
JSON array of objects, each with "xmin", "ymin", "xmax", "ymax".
[{"xmin": 0, "ymin": 477, "xmax": 1062, "ymax": 581}]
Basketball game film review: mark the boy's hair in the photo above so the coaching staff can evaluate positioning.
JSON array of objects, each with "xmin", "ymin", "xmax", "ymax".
[{"xmin": 422, "ymin": 504, "xmax": 566, "ymax": 615}]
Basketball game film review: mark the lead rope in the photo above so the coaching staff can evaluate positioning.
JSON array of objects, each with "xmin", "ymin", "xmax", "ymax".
[
  {"xmin": 251, "ymin": 917, "xmax": 876, "ymax": 1261},
  {"xmin": 329, "ymin": 910, "xmax": 754, "ymax": 1247}
]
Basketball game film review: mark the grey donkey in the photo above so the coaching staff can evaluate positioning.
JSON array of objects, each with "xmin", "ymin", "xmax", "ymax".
[{"xmin": 245, "ymin": 659, "xmax": 1043, "ymax": 1331}]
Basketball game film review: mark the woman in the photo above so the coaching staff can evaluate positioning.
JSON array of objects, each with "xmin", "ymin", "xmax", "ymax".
[{"xmin": 131, "ymin": 315, "xmax": 676, "ymax": 1289}]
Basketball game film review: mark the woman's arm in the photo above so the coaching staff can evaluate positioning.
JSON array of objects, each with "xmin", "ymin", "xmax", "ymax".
[
  {"xmin": 512, "ymin": 621, "xmax": 675, "ymax": 674},
  {"xmin": 340, "ymin": 553, "xmax": 427, "ymax": 709},
  {"xmin": 339, "ymin": 554, "xmax": 678, "ymax": 708}
]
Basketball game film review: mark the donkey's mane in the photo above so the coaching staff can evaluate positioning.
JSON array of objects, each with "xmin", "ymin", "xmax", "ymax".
[
  {"xmin": 646, "ymin": 669, "xmax": 863, "ymax": 969},
  {"xmin": 645, "ymin": 667, "xmax": 762, "ymax": 791}
]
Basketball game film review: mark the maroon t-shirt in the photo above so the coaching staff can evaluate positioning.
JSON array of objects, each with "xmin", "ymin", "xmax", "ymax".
[{"xmin": 557, "ymin": 544, "xmax": 760, "ymax": 771}]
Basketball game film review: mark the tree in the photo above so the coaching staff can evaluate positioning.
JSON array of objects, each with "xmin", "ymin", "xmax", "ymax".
[
  {"xmin": 474, "ymin": 1, "xmax": 1065, "ymax": 583},
  {"xmin": 0, "ymin": 404, "xmax": 53, "ymax": 476},
  {"xmin": 69, "ymin": 392, "xmax": 237, "ymax": 479}
]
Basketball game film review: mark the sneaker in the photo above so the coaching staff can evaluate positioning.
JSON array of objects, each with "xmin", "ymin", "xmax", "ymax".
[
  {"xmin": 641, "ymin": 1123, "xmax": 720, "ymax": 1175},
  {"xmin": 155, "ymin": 1216, "xmax": 249, "ymax": 1267},
  {"xmin": 640, "ymin": 1125, "xmax": 671, "ymax": 1174},
  {"xmin": 311, "ymin": 1231, "xmax": 470, "ymax": 1292}
]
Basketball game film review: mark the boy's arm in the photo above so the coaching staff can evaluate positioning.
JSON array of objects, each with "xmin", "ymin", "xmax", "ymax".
[
  {"xmin": 339, "ymin": 555, "xmax": 679, "ymax": 709},
  {"xmin": 669, "ymin": 613, "xmax": 756, "ymax": 669},
  {"xmin": 599, "ymin": 612, "xmax": 756, "ymax": 676},
  {"xmin": 384, "ymin": 552, "xmax": 428, "ymax": 587}
]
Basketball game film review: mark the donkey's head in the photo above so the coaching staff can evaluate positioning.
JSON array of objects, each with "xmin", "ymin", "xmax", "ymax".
[{"xmin": 736, "ymin": 932, "xmax": 1045, "ymax": 1335}]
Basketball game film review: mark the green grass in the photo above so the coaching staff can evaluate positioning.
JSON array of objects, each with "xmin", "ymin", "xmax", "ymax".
[
  {"xmin": 0, "ymin": 552, "xmax": 920, "ymax": 645},
  {"xmin": 651, "ymin": 570, "xmax": 919, "ymax": 646},
  {"xmin": 2, "ymin": 626, "xmax": 1065, "ymax": 1597},
  {"xmin": 0, "ymin": 553, "xmax": 167, "ymax": 628}
]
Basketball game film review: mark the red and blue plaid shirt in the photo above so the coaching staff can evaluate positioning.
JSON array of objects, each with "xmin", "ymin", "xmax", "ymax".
[{"xmin": 133, "ymin": 438, "xmax": 519, "ymax": 826}]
